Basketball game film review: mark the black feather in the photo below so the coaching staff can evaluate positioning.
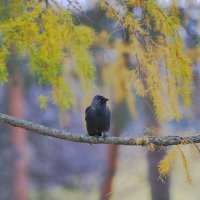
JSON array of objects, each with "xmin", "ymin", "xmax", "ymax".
[{"xmin": 85, "ymin": 95, "xmax": 110, "ymax": 136}]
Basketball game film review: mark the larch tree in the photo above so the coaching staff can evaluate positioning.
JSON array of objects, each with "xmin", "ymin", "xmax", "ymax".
[
  {"xmin": 0, "ymin": 1, "xmax": 95, "ymax": 199},
  {"xmin": 0, "ymin": 0, "xmax": 199, "ymax": 200}
]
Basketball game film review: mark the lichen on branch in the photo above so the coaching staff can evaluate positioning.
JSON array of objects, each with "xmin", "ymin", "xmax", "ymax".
[{"xmin": 1, "ymin": 113, "xmax": 200, "ymax": 147}]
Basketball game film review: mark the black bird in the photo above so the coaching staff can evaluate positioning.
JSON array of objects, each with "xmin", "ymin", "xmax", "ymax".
[{"xmin": 85, "ymin": 95, "xmax": 110, "ymax": 137}]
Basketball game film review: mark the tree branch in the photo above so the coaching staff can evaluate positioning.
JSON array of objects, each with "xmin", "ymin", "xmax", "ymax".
[{"xmin": 0, "ymin": 113, "xmax": 200, "ymax": 146}]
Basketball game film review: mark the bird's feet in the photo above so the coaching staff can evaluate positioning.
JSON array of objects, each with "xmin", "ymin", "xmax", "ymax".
[{"xmin": 102, "ymin": 132, "xmax": 108, "ymax": 139}]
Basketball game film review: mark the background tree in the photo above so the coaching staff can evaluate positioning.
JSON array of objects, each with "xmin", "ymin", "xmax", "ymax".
[{"xmin": 0, "ymin": 0, "xmax": 200, "ymax": 200}]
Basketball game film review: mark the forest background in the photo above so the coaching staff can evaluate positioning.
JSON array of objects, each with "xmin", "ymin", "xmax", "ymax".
[{"xmin": 1, "ymin": 0, "xmax": 200, "ymax": 200}]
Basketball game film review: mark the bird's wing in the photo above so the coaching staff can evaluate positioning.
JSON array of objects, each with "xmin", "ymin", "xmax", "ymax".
[
  {"xmin": 85, "ymin": 106, "xmax": 90, "ymax": 120},
  {"xmin": 105, "ymin": 107, "xmax": 110, "ymax": 131},
  {"xmin": 85, "ymin": 106, "xmax": 94, "ymax": 122},
  {"xmin": 85, "ymin": 106, "xmax": 97, "ymax": 135}
]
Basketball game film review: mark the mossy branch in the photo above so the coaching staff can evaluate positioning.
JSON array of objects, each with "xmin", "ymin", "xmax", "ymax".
[{"xmin": 0, "ymin": 113, "xmax": 199, "ymax": 146}]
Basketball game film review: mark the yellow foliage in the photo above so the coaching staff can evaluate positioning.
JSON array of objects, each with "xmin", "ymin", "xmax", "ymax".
[
  {"xmin": 135, "ymin": 138, "xmax": 143, "ymax": 145},
  {"xmin": 135, "ymin": 78, "xmax": 146, "ymax": 97},
  {"xmin": 166, "ymin": 73, "xmax": 181, "ymax": 120},
  {"xmin": 0, "ymin": 0, "xmax": 194, "ymax": 117},
  {"xmin": 158, "ymin": 158, "xmax": 171, "ymax": 178},
  {"xmin": 0, "ymin": 2, "xmax": 95, "ymax": 110},
  {"xmin": 71, "ymin": 25, "xmax": 96, "ymax": 88},
  {"xmin": 158, "ymin": 146, "xmax": 193, "ymax": 185},
  {"xmin": 101, "ymin": 0, "xmax": 193, "ymax": 121},
  {"xmin": 39, "ymin": 95, "xmax": 48, "ymax": 109},
  {"xmin": 123, "ymin": 13, "xmax": 146, "ymax": 36},
  {"xmin": 189, "ymin": 144, "xmax": 200, "ymax": 154},
  {"xmin": 102, "ymin": 43, "xmax": 137, "ymax": 118},
  {"xmin": 100, "ymin": 0, "xmax": 107, "ymax": 9},
  {"xmin": 145, "ymin": 62, "xmax": 165, "ymax": 120},
  {"xmin": 126, "ymin": 0, "xmax": 141, "ymax": 7},
  {"xmin": 158, "ymin": 147, "xmax": 178, "ymax": 178},
  {"xmin": 96, "ymin": 31, "xmax": 109, "ymax": 48},
  {"xmin": 51, "ymin": 77, "xmax": 74, "ymax": 110},
  {"xmin": 145, "ymin": 1, "xmax": 180, "ymax": 36},
  {"xmin": 0, "ymin": 46, "xmax": 9, "ymax": 83},
  {"xmin": 178, "ymin": 146, "xmax": 193, "ymax": 185},
  {"xmin": 106, "ymin": 5, "xmax": 119, "ymax": 19}
]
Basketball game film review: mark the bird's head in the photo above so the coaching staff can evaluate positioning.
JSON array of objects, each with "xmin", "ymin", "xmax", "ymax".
[{"xmin": 92, "ymin": 95, "xmax": 109, "ymax": 108}]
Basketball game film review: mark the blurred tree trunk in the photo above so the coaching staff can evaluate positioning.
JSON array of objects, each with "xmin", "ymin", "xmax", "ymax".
[
  {"xmin": 144, "ymin": 104, "xmax": 170, "ymax": 200},
  {"xmin": 100, "ymin": 102, "xmax": 128, "ymax": 200},
  {"xmin": 147, "ymin": 146, "xmax": 170, "ymax": 200},
  {"xmin": 7, "ymin": 53, "xmax": 28, "ymax": 200},
  {"xmin": 100, "ymin": 143, "xmax": 119, "ymax": 200}
]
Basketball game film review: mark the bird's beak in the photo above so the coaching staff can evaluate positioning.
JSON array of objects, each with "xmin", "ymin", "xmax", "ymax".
[{"xmin": 104, "ymin": 98, "xmax": 109, "ymax": 102}]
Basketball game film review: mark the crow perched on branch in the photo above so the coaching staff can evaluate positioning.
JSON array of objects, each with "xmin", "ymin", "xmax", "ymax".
[{"xmin": 85, "ymin": 95, "xmax": 110, "ymax": 137}]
